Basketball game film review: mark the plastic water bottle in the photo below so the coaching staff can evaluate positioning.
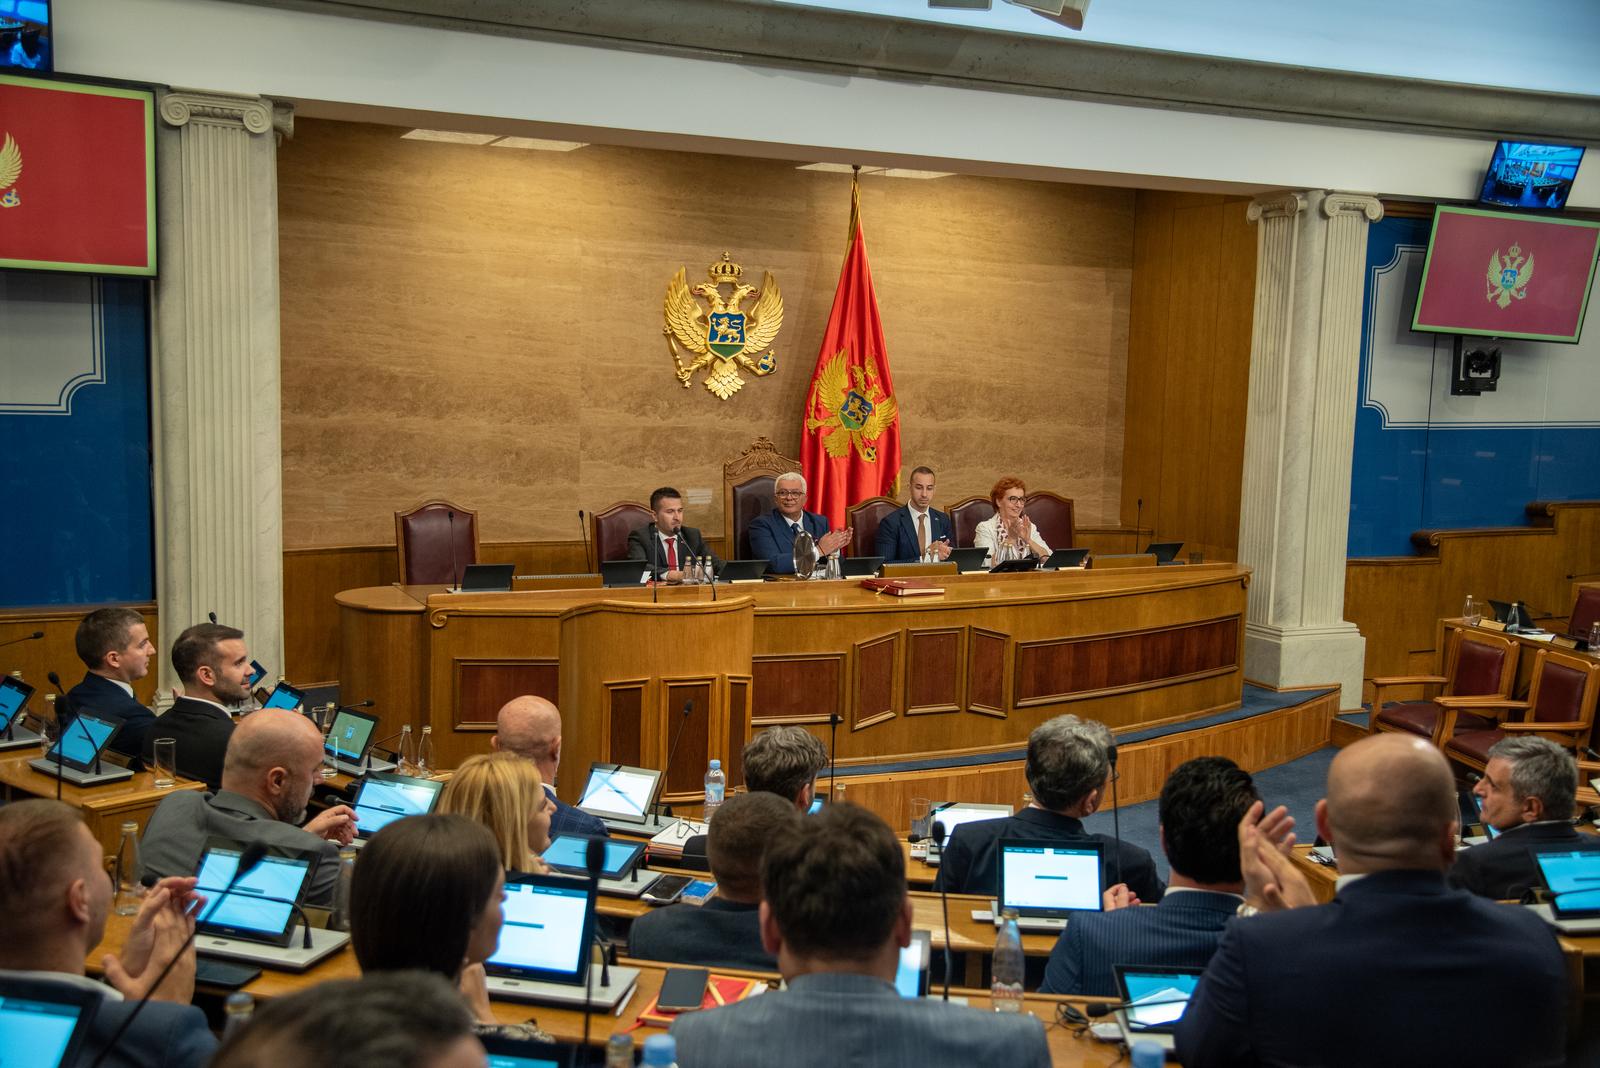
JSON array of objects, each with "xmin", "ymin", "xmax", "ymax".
[
  {"xmin": 113, "ymin": 822, "xmax": 143, "ymax": 916},
  {"xmin": 1130, "ymin": 1041, "xmax": 1165, "ymax": 1068},
  {"xmin": 222, "ymin": 992, "xmax": 254, "ymax": 1037},
  {"xmin": 397, "ymin": 724, "xmax": 416, "ymax": 775},
  {"xmin": 703, "ymin": 759, "xmax": 726, "ymax": 822},
  {"xmin": 991, "ymin": 909, "xmax": 1025, "ymax": 1013},
  {"xmin": 416, "ymin": 725, "xmax": 434, "ymax": 777},
  {"xmin": 641, "ymin": 1035, "xmax": 678, "ymax": 1068},
  {"xmin": 606, "ymin": 1033, "xmax": 634, "ymax": 1068}
]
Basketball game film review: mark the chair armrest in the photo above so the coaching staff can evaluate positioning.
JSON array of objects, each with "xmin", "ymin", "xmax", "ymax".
[
  {"xmin": 1499, "ymin": 721, "xmax": 1590, "ymax": 734},
  {"xmin": 1433, "ymin": 696, "xmax": 1529, "ymax": 709},
  {"xmin": 1370, "ymin": 675, "xmax": 1448, "ymax": 687}
]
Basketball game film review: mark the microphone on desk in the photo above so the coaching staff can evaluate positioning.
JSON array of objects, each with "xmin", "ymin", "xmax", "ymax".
[
  {"xmin": 654, "ymin": 700, "xmax": 695, "ymax": 829},
  {"xmin": 1131, "ymin": 499, "xmax": 1142, "ymax": 554},
  {"xmin": 446, "ymin": 511, "xmax": 462, "ymax": 592},
  {"xmin": 208, "ymin": 611, "xmax": 218, "ymax": 624},
  {"xmin": 47, "ymin": 671, "xmax": 90, "ymax": 801},
  {"xmin": 826, "ymin": 710, "xmax": 841, "ymax": 808},
  {"xmin": 0, "ymin": 630, "xmax": 43, "ymax": 649},
  {"xmin": 648, "ymin": 523, "xmax": 661, "ymax": 604},
  {"xmin": 578, "ymin": 509, "xmax": 594, "ymax": 574},
  {"xmin": 582, "ymin": 837, "xmax": 607, "ymax": 1053},
  {"xmin": 86, "ymin": 843, "xmax": 270, "ymax": 1068},
  {"xmin": 1106, "ymin": 740, "xmax": 1123, "ymax": 889},
  {"xmin": 931, "ymin": 820, "xmax": 952, "ymax": 1002}
]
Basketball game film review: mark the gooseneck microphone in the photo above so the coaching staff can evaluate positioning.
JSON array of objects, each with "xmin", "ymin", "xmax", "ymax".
[
  {"xmin": 648, "ymin": 523, "xmax": 660, "ymax": 604},
  {"xmin": 47, "ymin": 671, "xmax": 93, "ymax": 801},
  {"xmin": 86, "ymin": 843, "xmax": 270, "ymax": 1068},
  {"xmin": 577, "ymin": 509, "xmax": 594, "ymax": 574},
  {"xmin": 931, "ymin": 820, "xmax": 951, "ymax": 1002},
  {"xmin": 1107, "ymin": 742, "xmax": 1123, "ymax": 889},
  {"xmin": 654, "ymin": 700, "xmax": 694, "ymax": 829},
  {"xmin": 826, "ymin": 711, "xmax": 842, "ymax": 807},
  {"xmin": 1131, "ymin": 498, "xmax": 1142, "ymax": 555},
  {"xmin": 582, "ymin": 837, "xmax": 607, "ymax": 1052},
  {"xmin": 208, "ymin": 611, "xmax": 218, "ymax": 624},
  {"xmin": 0, "ymin": 630, "xmax": 44, "ymax": 649},
  {"xmin": 446, "ymin": 511, "xmax": 461, "ymax": 591}
]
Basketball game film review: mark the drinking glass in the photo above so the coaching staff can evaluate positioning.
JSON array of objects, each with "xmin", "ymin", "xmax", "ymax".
[
  {"xmin": 909, "ymin": 797, "xmax": 932, "ymax": 841},
  {"xmin": 151, "ymin": 737, "xmax": 177, "ymax": 789},
  {"xmin": 1463, "ymin": 595, "xmax": 1481, "ymax": 625},
  {"xmin": 1590, "ymin": 621, "xmax": 1600, "ymax": 651}
]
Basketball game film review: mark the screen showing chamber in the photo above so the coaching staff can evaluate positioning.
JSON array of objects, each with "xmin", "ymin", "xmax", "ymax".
[
  {"xmin": 0, "ymin": 0, "xmax": 52, "ymax": 73},
  {"xmin": 1479, "ymin": 141, "xmax": 1585, "ymax": 212}
]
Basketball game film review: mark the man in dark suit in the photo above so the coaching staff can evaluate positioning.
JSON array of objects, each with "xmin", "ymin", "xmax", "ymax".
[
  {"xmin": 0, "ymin": 799, "xmax": 217, "ymax": 1068},
  {"xmin": 1041, "ymin": 756, "xmax": 1273, "ymax": 996},
  {"xmin": 66, "ymin": 606, "xmax": 158, "ymax": 762},
  {"xmin": 747, "ymin": 471, "xmax": 852, "ymax": 575},
  {"xmin": 934, "ymin": 714, "xmax": 1164, "ymax": 903},
  {"xmin": 1176, "ymin": 733, "xmax": 1568, "ymax": 1068},
  {"xmin": 678, "ymin": 724, "xmax": 830, "ymax": 872},
  {"xmin": 145, "ymin": 622, "xmax": 252, "ymax": 790},
  {"xmin": 492, "ymin": 694, "xmax": 608, "ymax": 839},
  {"xmin": 874, "ymin": 465, "xmax": 954, "ymax": 563},
  {"xmin": 1452, "ymin": 735, "xmax": 1600, "ymax": 900},
  {"xmin": 626, "ymin": 485, "xmax": 723, "ymax": 580},
  {"xmin": 631, "ymin": 791, "xmax": 797, "ymax": 970},
  {"xmin": 671, "ymin": 803, "xmax": 1051, "ymax": 1068}
]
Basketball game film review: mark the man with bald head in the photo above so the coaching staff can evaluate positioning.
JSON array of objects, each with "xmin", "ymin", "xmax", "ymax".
[
  {"xmin": 1176, "ymin": 734, "xmax": 1567, "ymax": 1067},
  {"xmin": 139, "ymin": 708, "xmax": 357, "ymax": 907},
  {"xmin": 492, "ymin": 695, "xmax": 607, "ymax": 838}
]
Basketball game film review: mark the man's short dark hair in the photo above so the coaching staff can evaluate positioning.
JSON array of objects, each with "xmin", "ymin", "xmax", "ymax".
[
  {"xmin": 910, "ymin": 466, "xmax": 935, "ymax": 481},
  {"xmin": 210, "ymin": 972, "xmax": 475, "ymax": 1068},
  {"xmin": 743, "ymin": 726, "xmax": 829, "ymax": 802},
  {"xmin": 0, "ymin": 801, "xmax": 85, "ymax": 952},
  {"xmin": 170, "ymin": 622, "xmax": 245, "ymax": 684},
  {"xmin": 761, "ymin": 802, "xmax": 903, "ymax": 961},
  {"xmin": 650, "ymin": 486, "xmax": 683, "ymax": 511},
  {"xmin": 707, "ymin": 791, "xmax": 801, "ymax": 899},
  {"xmin": 75, "ymin": 607, "xmax": 145, "ymax": 670},
  {"xmin": 1157, "ymin": 757, "xmax": 1259, "ymax": 884},
  {"xmin": 1026, "ymin": 714, "xmax": 1113, "ymax": 811}
]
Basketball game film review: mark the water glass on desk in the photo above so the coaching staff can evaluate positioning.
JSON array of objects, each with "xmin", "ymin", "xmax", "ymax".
[
  {"xmin": 1591, "ymin": 621, "xmax": 1600, "ymax": 652},
  {"xmin": 152, "ymin": 737, "xmax": 177, "ymax": 789},
  {"xmin": 1464, "ymin": 595, "xmax": 1482, "ymax": 625}
]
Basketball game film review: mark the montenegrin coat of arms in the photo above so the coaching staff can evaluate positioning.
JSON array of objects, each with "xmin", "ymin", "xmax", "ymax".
[
  {"xmin": 805, "ymin": 351, "xmax": 898, "ymax": 462},
  {"xmin": 0, "ymin": 133, "xmax": 21, "ymax": 208},
  {"xmin": 1486, "ymin": 242, "xmax": 1533, "ymax": 309},
  {"xmin": 663, "ymin": 252, "xmax": 783, "ymax": 400}
]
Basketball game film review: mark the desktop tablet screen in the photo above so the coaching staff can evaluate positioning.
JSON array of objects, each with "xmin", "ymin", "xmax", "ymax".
[
  {"xmin": 1118, "ymin": 968, "xmax": 1201, "ymax": 1032},
  {"xmin": 894, "ymin": 930, "xmax": 930, "ymax": 999},
  {"xmin": 354, "ymin": 775, "xmax": 442, "ymax": 837},
  {"xmin": 487, "ymin": 877, "xmax": 593, "ymax": 982},
  {"xmin": 1535, "ymin": 850, "xmax": 1600, "ymax": 914},
  {"xmin": 577, "ymin": 764, "xmax": 657, "ymax": 822},
  {"xmin": 930, "ymin": 802, "xmax": 1012, "ymax": 848},
  {"xmin": 1000, "ymin": 843, "xmax": 1103, "ymax": 914},
  {"xmin": 0, "ymin": 675, "xmax": 32, "ymax": 728},
  {"xmin": 485, "ymin": 1054, "xmax": 562, "ymax": 1068},
  {"xmin": 541, "ymin": 835, "xmax": 643, "ymax": 878},
  {"xmin": 46, "ymin": 714, "xmax": 115, "ymax": 770},
  {"xmin": 0, "ymin": 995, "xmax": 82, "ymax": 1068},
  {"xmin": 195, "ymin": 844, "xmax": 314, "ymax": 941},
  {"xmin": 261, "ymin": 683, "xmax": 304, "ymax": 712},
  {"xmin": 480, "ymin": 1036, "xmax": 579, "ymax": 1068},
  {"xmin": 324, "ymin": 710, "xmax": 376, "ymax": 763}
]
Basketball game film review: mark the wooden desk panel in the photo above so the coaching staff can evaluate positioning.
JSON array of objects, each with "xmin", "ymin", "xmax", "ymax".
[{"xmin": 0, "ymin": 747, "xmax": 205, "ymax": 854}]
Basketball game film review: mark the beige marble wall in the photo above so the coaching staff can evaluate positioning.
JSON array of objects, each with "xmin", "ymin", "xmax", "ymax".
[{"xmin": 278, "ymin": 120, "xmax": 1132, "ymax": 547}]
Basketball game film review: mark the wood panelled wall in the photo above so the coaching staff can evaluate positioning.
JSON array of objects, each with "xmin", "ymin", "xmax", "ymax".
[{"xmin": 1120, "ymin": 191, "xmax": 1256, "ymax": 562}]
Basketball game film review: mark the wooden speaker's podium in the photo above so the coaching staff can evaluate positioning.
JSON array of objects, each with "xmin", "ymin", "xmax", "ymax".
[{"xmin": 559, "ymin": 592, "xmax": 754, "ymax": 809}]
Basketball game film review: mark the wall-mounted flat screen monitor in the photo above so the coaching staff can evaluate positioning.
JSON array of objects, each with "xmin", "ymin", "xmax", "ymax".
[
  {"xmin": 1412, "ymin": 206, "xmax": 1600, "ymax": 344},
  {"xmin": 1478, "ymin": 141, "xmax": 1584, "ymax": 213},
  {"xmin": 0, "ymin": 1, "xmax": 51, "ymax": 73}
]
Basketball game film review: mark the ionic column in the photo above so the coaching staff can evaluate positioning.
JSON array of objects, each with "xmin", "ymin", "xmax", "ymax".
[
  {"xmin": 152, "ymin": 90, "xmax": 291, "ymax": 691},
  {"xmin": 1237, "ymin": 190, "xmax": 1383, "ymax": 709}
]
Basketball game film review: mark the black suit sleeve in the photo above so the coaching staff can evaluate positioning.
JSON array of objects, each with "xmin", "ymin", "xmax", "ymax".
[
  {"xmin": 932, "ymin": 826, "xmax": 976, "ymax": 894},
  {"xmin": 1174, "ymin": 920, "xmax": 1255, "ymax": 1067},
  {"xmin": 875, "ymin": 512, "xmax": 902, "ymax": 562}
]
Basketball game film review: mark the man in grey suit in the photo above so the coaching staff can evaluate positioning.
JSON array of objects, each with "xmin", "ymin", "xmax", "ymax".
[
  {"xmin": 141, "ymin": 708, "xmax": 358, "ymax": 907},
  {"xmin": 671, "ymin": 803, "xmax": 1051, "ymax": 1068},
  {"xmin": 0, "ymin": 800, "xmax": 216, "ymax": 1068}
]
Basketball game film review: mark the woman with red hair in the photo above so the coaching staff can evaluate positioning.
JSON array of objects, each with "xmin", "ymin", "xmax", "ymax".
[{"xmin": 974, "ymin": 476, "xmax": 1051, "ymax": 565}]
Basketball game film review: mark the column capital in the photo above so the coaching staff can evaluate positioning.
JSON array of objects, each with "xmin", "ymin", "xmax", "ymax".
[
  {"xmin": 159, "ymin": 89, "xmax": 289, "ymax": 138},
  {"xmin": 1247, "ymin": 191, "xmax": 1307, "ymax": 223},
  {"xmin": 1321, "ymin": 192, "xmax": 1384, "ymax": 223}
]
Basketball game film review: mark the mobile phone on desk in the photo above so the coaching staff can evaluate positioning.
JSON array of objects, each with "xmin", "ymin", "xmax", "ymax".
[
  {"xmin": 657, "ymin": 967, "xmax": 710, "ymax": 1012},
  {"xmin": 642, "ymin": 874, "xmax": 692, "ymax": 905},
  {"xmin": 681, "ymin": 878, "xmax": 717, "ymax": 905}
]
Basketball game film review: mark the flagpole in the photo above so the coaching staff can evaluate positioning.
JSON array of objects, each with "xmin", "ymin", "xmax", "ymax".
[{"xmin": 848, "ymin": 165, "xmax": 861, "ymax": 247}]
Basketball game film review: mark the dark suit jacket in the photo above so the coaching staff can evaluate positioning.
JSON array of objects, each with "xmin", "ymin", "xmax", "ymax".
[
  {"xmin": 748, "ymin": 508, "xmax": 831, "ymax": 575},
  {"xmin": 0, "ymin": 973, "xmax": 217, "ymax": 1068},
  {"xmin": 933, "ymin": 806, "xmax": 1165, "ymax": 904},
  {"xmin": 1039, "ymin": 888, "xmax": 1239, "ymax": 996},
  {"xmin": 625, "ymin": 523, "xmax": 723, "ymax": 575},
  {"xmin": 875, "ymin": 505, "xmax": 953, "ymax": 563},
  {"xmin": 546, "ymin": 785, "xmax": 609, "ymax": 840},
  {"xmin": 628, "ymin": 897, "xmax": 776, "ymax": 971},
  {"xmin": 677, "ymin": 833, "xmax": 711, "ymax": 873},
  {"xmin": 1175, "ymin": 870, "xmax": 1568, "ymax": 1068},
  {"xmin": 1450, "ymin": 820, "xmax": 1600, "ymax": 901},
  {"xmin": 67, "ymin": 672, "xmax": 155, "ymax": 763},
  {"xmin": 145, "ymin": 698, "xmax": 235, "ymax": 790}
]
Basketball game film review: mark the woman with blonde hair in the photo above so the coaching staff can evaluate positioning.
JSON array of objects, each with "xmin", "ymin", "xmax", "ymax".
[{"xmin": 439, "ymin": 750, "xmax": 554, "ymax": 873}]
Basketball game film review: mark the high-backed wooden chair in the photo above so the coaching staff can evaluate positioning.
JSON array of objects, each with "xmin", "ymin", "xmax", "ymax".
[
  {"xmin": 723, "ymin": 436, "xmax": 801, "ymax": 560},
  {"xmin": 1370, "ymin": 628, "xmax": 1519, "ymax": 746},
  {"xmin": 395, "ymin": 498, "xmax": 479, "ymax": 585},
  {"xmin": 591, "ymin": 502, "xmax": 652, "ymax": 564},
  {"xmin": 1442, "ymin": 648, "xmax": 1600, "ymax": 771},
  {"xmin": 1568, "ymin": 586, "xmax": 1600, "ymax": 643},
  {"xmin": 1024, "ymin": 490, "xmax": 1076, "ymax": 551},
  {"xmin": 848, "ymin": 496, "xmax": 899, "ymax": 559},
  {"xmin": 949, "ymin": 496, "xmax": 995, "ymax": 550}
]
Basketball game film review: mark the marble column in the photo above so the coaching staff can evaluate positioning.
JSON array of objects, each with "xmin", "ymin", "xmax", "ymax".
[
  {"xmin": 151, "ymin": 90, "xmax": 292, "ymax": 694},
  {"xmin": 1237, "ymin": 190, "xmax": 1383, "ymax": 710}
]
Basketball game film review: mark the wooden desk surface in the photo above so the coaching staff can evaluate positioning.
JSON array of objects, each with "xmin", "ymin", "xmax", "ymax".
[
  {"xmin": 1288, "ymin": 844, "xmax": 1340, "ymax": 904},
  {"xmin": 0, "ymin": 746, "xmax": 205, "ymax": 852}
]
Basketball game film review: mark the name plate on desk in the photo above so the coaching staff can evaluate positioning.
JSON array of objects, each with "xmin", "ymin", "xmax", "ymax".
[
  {"xmin": 1552, "ymin": 635, "xmax": 1579, "ymax": 650},
  {"xmin": 1477, "ymin": 619, "xmax": 1508, "ymax": 632}
]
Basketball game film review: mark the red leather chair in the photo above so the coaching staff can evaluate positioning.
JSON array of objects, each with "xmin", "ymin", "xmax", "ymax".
[
  {"xmin": 1569, "ymin": 587, "xmax": 1600, "ymax": 643},
  {"xmin": 949, "ymin": 496, "xmax": 995, "ymax": 550},
  {"xmin": 1370, "ymin": 628, "xmax": 1519, "ymax": 746},
  {"xmin": 848, "ymin": 496, "xmax": 899, "ymax": 559},
  {"xmin": 730, "ymin": 476, "xmax": 778, "ymax": 561},
  {"xmin": 1024, "ymin": 491, "xmax": 1076, "ymax": 551},
  {"xmin": 395, "ymin": 499, "xmax": 478, "ymax": 585},
  {"xmin": 1443, "ymin": 647, "xmax": 1600, "ymax": 771},
  {"xmin": 722, "ymin": 437, "xmax": 802, "ymax": 561},
  {"xmin": 590, "ymin": 502, "xmax": 652, "ymax": 564}
]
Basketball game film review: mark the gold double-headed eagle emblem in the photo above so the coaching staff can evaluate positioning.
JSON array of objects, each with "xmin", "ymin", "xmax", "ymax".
[
  {"xmin": 1485, "ymin": 242, "xmax": 1533, "ymax": 309},
  {"xmin": 663, "ymin": 252, "xmax": 783, "ymax": 400},
  {"xmin": 0, "ymin": 133, "xmax": 21, "ymax": 208}
]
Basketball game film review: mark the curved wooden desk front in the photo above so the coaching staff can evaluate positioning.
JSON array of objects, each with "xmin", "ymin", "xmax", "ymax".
[{"xmin": 337, "ymin": 564, "xmax": 1249, "ymax": 806}]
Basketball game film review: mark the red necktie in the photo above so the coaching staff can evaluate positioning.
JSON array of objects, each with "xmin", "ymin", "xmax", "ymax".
[{"xmin": 665, "ymin": 536, "xmax": 678, "ymax": 569}]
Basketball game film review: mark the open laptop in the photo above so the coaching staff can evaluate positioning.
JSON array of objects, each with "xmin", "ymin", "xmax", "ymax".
[
  {"xmin": 993, "ymin": 839, "xmax": 1105, "ymax": 932},
  {"xmin": 600, "ymin": 560, "xmax": 650, "ymax": 588},
  {"xmin": 894, "ymin": 929, "xmax": 932, "ymax": 998},
  {"xmin": 259, "ymin": 680, "xmax": 304, "ymax": 712},
  {"xmin": 718, "ymin": 559, "xmax": 771, "ymax": 583},
  {"xmin": 322, "ymin": 706, "xmax": 396, "ymax": 776},
  {"xmin": 192, "ymin": 839, "xmax": 349, "ymax": 970},
  {"xmin": 484, "ymin": 872, "xmax": 639, "ymax": 1009},
  {"xmin": 0, "ymin": 673, "xmax": 42, "ymax": 751},
  {"xmin": 351, "ymin": 771, "xmax": 445, "ymax": 845},
  {"xmin": 0, "ymin": 974, "xmax": 102, "ymax": 1068},
  {"xmin": 1528, "ymin": 849, "xmax": 1600, "ymax": 933},
  {"xmin": 459, "ymin": 563, "xmax": 515, "ymax": 592},
  {"xmin": 28, "ymin": 711, "xmax": 133, "ymax": 786},
  {"xmin": 921, "ymin": 801, "xmax": 1012, "ymax": 865},
  {"xmin": 840, "ymin": 556, "xmax": 883, "ymax": 578},
  {"xmin": 1143, "ymin": 542, "xmax": 1184, "ymax": 564},
  {"xmin": 576, "ymin": 762, "xmax": 675, "ymax": 834},
  {"xmin": 1111, "ymin": 964, "xmax": 1203, "ymax": 1053},
  {"xmin": 1041, "ymin": 548, "xmax": 1090, "ymax": 570},
  {"xmin": 946, "ymin": 547, "xmax": 989, "ymax": 573},
  {"xmin": 541, "ymin": 834, "xmax": 660, "ymax": 898}
]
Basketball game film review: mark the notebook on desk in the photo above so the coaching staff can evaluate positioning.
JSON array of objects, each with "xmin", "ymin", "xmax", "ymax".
[{"xmin": 991, "ymin": 839, "xmax": 1104, "ymax": 932}]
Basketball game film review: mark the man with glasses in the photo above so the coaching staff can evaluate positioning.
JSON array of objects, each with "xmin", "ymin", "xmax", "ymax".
[{"xmin": 748, "ymin": 471, "xmax": 852, "ymax": 575}]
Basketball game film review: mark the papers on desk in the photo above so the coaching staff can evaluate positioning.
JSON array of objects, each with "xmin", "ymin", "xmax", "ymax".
[{"xmin": 646, "ymin": 818, "xmax": 708, "ymax": 860}]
